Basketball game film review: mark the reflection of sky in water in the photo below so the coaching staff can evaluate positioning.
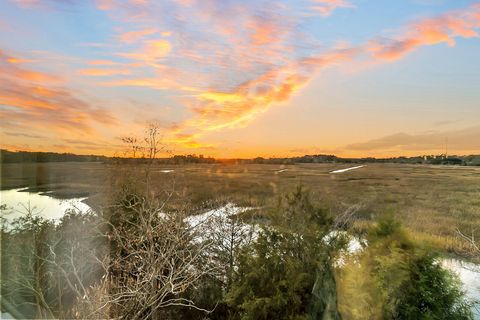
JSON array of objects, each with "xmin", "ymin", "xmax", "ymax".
[
  {"xmin": 442, "ymin": 259, "xmax": 480, "ymax": 319},
  {"xmin": 0, "ymin": 188, "xmax": 91, "ymax": 221}
]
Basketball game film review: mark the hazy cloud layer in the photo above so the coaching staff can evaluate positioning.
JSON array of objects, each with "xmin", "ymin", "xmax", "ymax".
[{"xmin": 346, "ymin": 126, "xmax": 480, "ymax": 154}]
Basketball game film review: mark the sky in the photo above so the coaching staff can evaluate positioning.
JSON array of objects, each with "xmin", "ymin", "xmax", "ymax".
[{"xmin": 0, "ymin": 0, "xmax": 479, "ymax": 158}]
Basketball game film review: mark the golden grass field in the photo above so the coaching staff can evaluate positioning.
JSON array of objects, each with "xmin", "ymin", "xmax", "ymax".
[{"xmin": 2, "ymin": 162, "xmax": 480, "ymax": 258}]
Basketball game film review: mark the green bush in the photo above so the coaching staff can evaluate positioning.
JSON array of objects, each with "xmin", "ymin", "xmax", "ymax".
[
  {"xmin": 395, "ymin": 254, "xmax": 472, "ymax": 319},
  {"xmin": 227, "ymin": 228, "xmax": 340, "ymax": 320}
]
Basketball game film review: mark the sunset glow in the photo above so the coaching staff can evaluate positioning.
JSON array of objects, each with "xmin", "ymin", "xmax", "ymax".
[{"xmin": 1, "ymin": 0, "xmax": 479, "ymax": 158}]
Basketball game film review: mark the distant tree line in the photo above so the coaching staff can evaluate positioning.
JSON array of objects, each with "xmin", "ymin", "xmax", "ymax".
[
  {"xmin": 2, "ymin": 149, "xmax": 479, "ymax": 166},
  {"xmin": 238, "ymin": 154, "xmax": 480, "ymax": 166},
  {"xmin": 0, "ymin": 149, "xmax": 107, "ymax": 163}
]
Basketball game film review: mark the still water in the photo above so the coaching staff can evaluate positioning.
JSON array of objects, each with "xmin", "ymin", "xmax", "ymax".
[
  {"xmin": 0, "ymin": 188, "xmax": 91, "ymax": 222},
  {"xmin": 443, "ymin": 259, "xmax": 480, "ymax": 319}
]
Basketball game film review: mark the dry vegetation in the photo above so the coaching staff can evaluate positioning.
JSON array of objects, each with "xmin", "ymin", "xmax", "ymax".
[
  {"xmin": 2, "ymin": 161, "xmax": 478, "ymax": 319},
  {"xmin": 2, "ymin": 162, "xmax": 480, "ymax": 258}
]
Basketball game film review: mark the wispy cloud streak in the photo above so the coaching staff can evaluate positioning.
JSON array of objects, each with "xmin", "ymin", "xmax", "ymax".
[
  {"xmin": 368, "ymin": 4, "xmax": 480, "ymax": 60},
  {"xmin": 0, "ymin": 49, "xmax": 115, "ymax": 138}
]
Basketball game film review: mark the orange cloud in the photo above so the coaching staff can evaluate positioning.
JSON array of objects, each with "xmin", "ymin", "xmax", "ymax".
[
  {"xmin": 1, "ymin": 50, "xmax": 59, "ymax": 83},
  {"xmin": 176, "ymin": 48, "xmax": 358, "ymax": 138},
  {"xmin": 369, "ymin": 5, "xmax": 480, "ymax": 61},
  {"xmin": 145, "ymin": 39, "xmax": 171, "ymax": 57},
  {"xmin": 48, "ymin": 1, "xmax": 480, "ymax": 153},
  {"xmin": 79, "ymin": 68, "xmax": 130, "ymax": 76},
  {"xmin": 168, "ymin": 132, "xmax": 214, "ymax": 149},
  {"xmin": 248, "ymin": 18, "xmax": 283, "ymax": 46},
  {"xmin": 1, "ymin": 90, "xmax": 57, "ymax": 110},
  {"xmin": 0, "ymin": 79, "xmax": 115, "ymax": 129},
  {"xmin": 0, "ymin": 48, "xmax": 116, "ymax": 139},
  {"xmin": 95, "ymin": 0, "xmax": 115, "ymax": 11},
  {"xmin": 118, "ymin": 39, "xmax": 172, "ymax": 64},
  {"xmin": 88, "ymin": 59, "xmax": 118, "ymax": 65},
  {"xmin": 6, "ymin": 57, "xmax": 33, "ymax": 64},
  {"xmin": 119, "ymin": 28, "xmax": 158, "ymax": 43},
  {"xmin": 164, "ymin": 4, "xmax": 480, "ymax": 148},
  {"xmin": 103, "ymin": 77, "xmax": 197, "ymax": 92},
  {"xmin": 206, "ymin": 48, "xmax": 354, "ymax": 119}
]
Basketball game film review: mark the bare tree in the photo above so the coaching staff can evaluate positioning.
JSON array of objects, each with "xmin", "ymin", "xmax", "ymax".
[
  {"xmin": 145, "ymin": 123, "xmax": 161, "ymax": 161},
  {"xmin": 119, "ymin": 123, "xmax": 171, "ymax": 195},
  {"xmin": 456, "ymin": 227, "xmax": 479, "ymax": 256},
  {"xmin": 1, "ymin": 204, "xmax": 102, "ymax": 319},
  {"xmin": 121, "ymin": 136, "xmax": 142, "ymax": 158},
  {"xmin": 120, "ymin": 123, "xmax": 168, "ymax": 161},
  {"xmin": 1, "ymin": 204, "xmax": 55, "ymax": 318},
  {"xmin": 2, "ymin": 192, "xmax": 218, "ymax": 319},
  {"xmin": 332, "ymin": 203, "xmax": 362, "ymax": 231},
  {"xmin": 71, "ymin": 194, "xmax": 217, "ymax": 319}
]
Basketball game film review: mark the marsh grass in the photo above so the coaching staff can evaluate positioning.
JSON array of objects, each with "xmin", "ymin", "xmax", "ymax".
[{"xmin": 2, "ymin": 162, "xmax": 479, "ymax": 255}]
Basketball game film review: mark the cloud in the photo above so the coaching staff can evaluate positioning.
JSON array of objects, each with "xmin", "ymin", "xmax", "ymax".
[
  {"xmin": 103, "ymin": 77, "xmax": 198, "ymax": 92},
  {"xmin": 3, "ymin": 131, "xmax": 45, "ymax": 139},
  {"xmin": 94, "ymin": 0, "xmax": 115, "ymax": 11},
  {"xmin": 310, "ymin": 0, "xmax": 355, "ymax": 17},
  {"xmin": 98, "ymin": 2, "xmax": 479, "ymax": 150},
  {"xmin": 0, "ymin": 79, "xmax": 115, "ymax": 131},
  {"xmin": 168, "ymin": 4, "xmax": 480, "ymax": 148},
  {"xmin": 168, "ymin": 132, "xmax": 214, "ymax": 149},
  {"xmin": 289, "ymin": 147, "xmax": 340, "ymax": 155},
  {"xmin": 368, "ymin": 4, "xmax": 480, "ymax": 61},
  {"xmin": 79, "ymin": 67, "xmax": 130, "ymax": 76},
  {"xmin": 62, "ymin": 138, "xmax": 124, "ymax": 149},
  {"xmin": 187, "ymin": 3, "xmax": 479, "ymax": 134},
  {"xmin": 10, "ymin": 0, "xmax": 85, "ymax": 10},
  {"xmin": 178, "ymin": 47, "xmax": 359, "ymax": 136},
  {"xmin": 117, "ymin": 39, "xmax": 172, "ymax": 63},
  {"xmin": 89, "ymin": 0, "xmax": 322, "ymax": 147},
  {"xmin": 1, "ymin": 50, "xmax": 59, "ymax": 83},
  {"xmin": 432, "ymin": 119, "xmax": 460, "ymax": 126},
  {"xmin": 10, "ymin": 0, "xmax": 40, "ymax": 8},
  {"xmin": 0, "ymin": 142, "xmax": 38, "ymax": 152},
  {"xmin": 248, "ymin": 16, "xmax": 287, "ymax": 47},
  {"xmin": 88, "ymin": 59, "xmax": 119, "ymax": 66},
  {"xmin": 0, "ymin": 48, "xmax": 116, "ymax": 137},
  {"xmin": 345, "ymin": 126, "xmax": 480, "ymax": 153},
  {"xmin": 118, "ymin": 28, "xmax": 158, "ymax": 43},
  {"xmin": 5, "ymin": 57, "xmax": 33, "ymax": 64}
]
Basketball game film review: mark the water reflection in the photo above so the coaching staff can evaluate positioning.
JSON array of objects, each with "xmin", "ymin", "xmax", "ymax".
[
  {"xmin": 442, "ymin": 258, "xmax": 480, "ymax": 319},
  {"xmin": 0, "ymin": 188, "xmax": 91, "ymax": 222}
]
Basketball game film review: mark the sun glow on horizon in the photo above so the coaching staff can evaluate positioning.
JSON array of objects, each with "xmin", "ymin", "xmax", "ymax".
[{"xmin": 1, "ymin": 0, "xmax": 479, "ymax": 157}]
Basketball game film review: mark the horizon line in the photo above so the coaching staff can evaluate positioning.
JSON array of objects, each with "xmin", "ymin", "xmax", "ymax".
[{"xmin": 1, "ymin": 148, "xmax": 477, "ymax": 161}]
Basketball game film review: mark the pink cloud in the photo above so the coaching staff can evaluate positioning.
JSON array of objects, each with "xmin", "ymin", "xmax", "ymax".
[
  {"xmin": 369, "ymin": 5, "xmax": 480, "ymax": 61},
  {"xmin": 310, "ymin": 0, "xmax": 355, "ymax": 17}
]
